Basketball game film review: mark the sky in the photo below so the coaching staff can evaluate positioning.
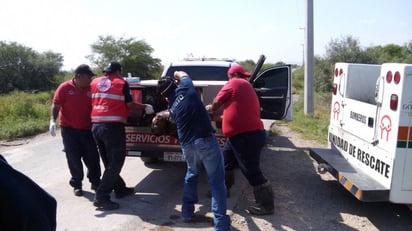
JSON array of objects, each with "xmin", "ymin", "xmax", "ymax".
[{"xmin": 1, "ymin": 0, "xmax": 411, "ymax": 71}]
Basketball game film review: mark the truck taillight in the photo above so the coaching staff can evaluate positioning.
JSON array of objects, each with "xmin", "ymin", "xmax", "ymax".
[
  {"xmin": 334, "ymin": 68, "xmax": 344, "ymax": 77},
  {"xmin": 390, "ymin": 94, "xmax": 398, "ymax": 111},
  {"xmin": 386, "ymin": 71, "xmax": 392, "ymax": 83},
  {"xmin": 394, "ymin": 71, "xmax": 401, "ymax": 84},
  {"xmin": 332, "ymin": 83, "xmax": 337, "ymax": 95}
]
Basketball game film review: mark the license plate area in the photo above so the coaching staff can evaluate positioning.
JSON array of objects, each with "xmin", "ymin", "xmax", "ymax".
[{"xmin": 163, "ymin": 152, "xmax": 185, "ymax": 162}]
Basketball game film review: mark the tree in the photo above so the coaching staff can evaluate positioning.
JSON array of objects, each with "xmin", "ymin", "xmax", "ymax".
[
  {"xmin": 87, "ymin": 35, "xmax": 162, "ymax": 80},
  {"xmin": 325, "ymin": 35, "xmax": 375, "ymax": 64},
  {"xmin": 314, "ymin": 35, "xmax": 378, "ymax": 93},
  {"xmin": 365, "ymin": 44, "xmax": 408, "ymax": 64},
  {"xmin": 0, "ymin": 41, "xmax": 63, "ymax": 93},
  {"xmin": 402, "ymin": 41, "xmax": 412, "ymax": 63},
  {"xmin": 239, "ymin": 59, "xmax": 256, "ymax": 72}
]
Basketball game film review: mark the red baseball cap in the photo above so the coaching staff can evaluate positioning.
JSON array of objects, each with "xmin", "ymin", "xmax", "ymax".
[{"xmin": 227, "ymin": 65, "xmax": 251, "ymax": 77}]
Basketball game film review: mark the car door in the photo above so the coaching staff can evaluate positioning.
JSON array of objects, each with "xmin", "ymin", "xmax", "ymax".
[{"xmin": 250, "ymin": 65, "xmax": 293, "ymax": 120}]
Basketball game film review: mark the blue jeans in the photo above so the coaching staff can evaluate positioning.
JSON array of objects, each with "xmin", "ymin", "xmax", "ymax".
[
  {"xmin": 61, "ymin": 126, "xmax": 101, "ymax": 188},
  {"xmin": 181, "ymin": 135, "xmax": 230, "ymax": 231},
  {"xmin": 92, "ymin": 123, "xmax": 127, "ymax": 202},
  {"xmin": 223, "ymin": 129, "xmax": 267, "ymax": 187}
]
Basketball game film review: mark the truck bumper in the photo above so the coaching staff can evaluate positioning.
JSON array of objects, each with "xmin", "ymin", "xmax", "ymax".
[{"xmin": 309, "ymin": 148, "xmax": 389, "ymax": 202}]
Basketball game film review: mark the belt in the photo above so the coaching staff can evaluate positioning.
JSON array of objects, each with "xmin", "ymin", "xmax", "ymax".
[{"xmin": 196, "ymin": 134, "xmax": 212, "ymax": 142}]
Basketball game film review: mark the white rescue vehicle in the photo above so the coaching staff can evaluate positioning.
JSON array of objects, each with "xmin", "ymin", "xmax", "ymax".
[{"xmin": 310, "ymin": 62, "xmax": 412, "ymax": 203}]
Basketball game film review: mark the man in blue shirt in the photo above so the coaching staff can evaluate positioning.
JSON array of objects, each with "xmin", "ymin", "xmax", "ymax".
[
  {"xmin": 157, "ymin": 71, "xmax": 230, "ymax": 231},
  {"xmin": 0, "ymin": 154, "xmax": 57, "ymax": 231}
]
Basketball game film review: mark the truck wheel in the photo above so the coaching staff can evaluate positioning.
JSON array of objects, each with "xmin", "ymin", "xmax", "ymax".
[{"xmin": 140, "ymin": 157, "xmax": 158, "ymax": 164}]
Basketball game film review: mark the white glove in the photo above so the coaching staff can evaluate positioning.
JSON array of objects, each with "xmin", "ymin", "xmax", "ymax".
[
  {"xmin": 205, "ymin": 104, "xmax": 213, "ymax": 112},
  {"xmin": 49, "ymin": 119, "xmax": 56, "ymax": 137},
  {"xmin": 144, "ymin": 104, "xmax": 154, "ymax": 114}
]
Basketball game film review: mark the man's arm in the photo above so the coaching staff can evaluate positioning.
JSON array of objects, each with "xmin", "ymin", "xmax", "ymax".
[
  {"xmin": 123, "ymin": 81, "xmax": 154, "ymax": 114},
  {"xmin": 210, "ymin": 98, "xmax": 223, "ymax": 111},
  {"xmin": 50, "ymin": 104, "xmax": 60, "ymax": 121}
]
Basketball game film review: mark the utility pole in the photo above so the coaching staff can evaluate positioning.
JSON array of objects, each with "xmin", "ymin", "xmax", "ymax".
[
  {"xmin": 301, "ymin": 43, "xmax": 304, "ymax": 66},
  {"xmin": 304, "ymin": 0, "xmax": 314, "ymax": 115}
]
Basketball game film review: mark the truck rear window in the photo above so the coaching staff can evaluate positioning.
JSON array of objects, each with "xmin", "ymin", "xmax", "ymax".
[{"xmin": 164, "ymin": 66, "xmax": 229, "ymax": 81}]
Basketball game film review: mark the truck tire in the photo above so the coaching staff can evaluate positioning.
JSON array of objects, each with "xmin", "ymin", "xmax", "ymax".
[{"xmin": 140, "ymin": 157, "xmax": 159, "ymax": 164}]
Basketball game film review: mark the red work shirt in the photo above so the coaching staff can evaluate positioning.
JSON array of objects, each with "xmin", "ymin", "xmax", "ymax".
[
  {"xmin": 215, "ymin": 77, "xmax": 263, "ymax": 137},
  {"xmin": 52, "ymin": 79, "xmax": 92, "ymax": 130}
]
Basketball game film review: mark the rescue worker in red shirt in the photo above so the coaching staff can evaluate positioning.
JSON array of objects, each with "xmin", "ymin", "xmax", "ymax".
[
  {"xmin": 50, "ymin": 64, "xmax": 101, "ymax": 197},
  {"xmin": 206, "ymin": 65, "xmax": 274, "ymax": 215},
  {"xmin": 90, "ymin": 61, "xmax": 154, "ymax": 210}
]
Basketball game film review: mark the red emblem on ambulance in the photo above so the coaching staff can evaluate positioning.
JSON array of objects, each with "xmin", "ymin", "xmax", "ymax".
[
  {"xmin": 380, "ymin": 115, "xmax": 392, "ymax": 141},
  {"xmin": 333, "ymin": 101, "xmax": 340, "ymax": 120}
]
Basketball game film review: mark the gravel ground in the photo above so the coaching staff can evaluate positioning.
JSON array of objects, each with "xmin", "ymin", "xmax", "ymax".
[
  {"xmin": 225, "ymin": 122, "xmax": 412, "ymax": 231},
  {"xmin": 2, "ymin": 123, "xmax": 412, "ymax": 231}
]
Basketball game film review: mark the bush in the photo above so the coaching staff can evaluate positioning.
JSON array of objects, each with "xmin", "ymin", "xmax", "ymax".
[{"xmin": 0, "ymin": 91, "xmax": 53, "ymax": 140}]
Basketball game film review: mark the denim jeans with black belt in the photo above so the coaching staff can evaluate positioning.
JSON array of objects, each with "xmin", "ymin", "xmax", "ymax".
[{"xmin": 181, "ymin": 135, "xmax": 230, "ymax": 231}]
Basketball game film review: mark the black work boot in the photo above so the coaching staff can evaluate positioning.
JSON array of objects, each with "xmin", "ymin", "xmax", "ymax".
[
  {"xmin": 93, "ymin": 199, "xmax": 119, "ymax": 210},
  {"xmin": 73, "ymin": 187, "xmax": 83, "ymax": 197},
  {"xmin": 246, "ymin": 182, "xmax": 274, "ymax": 215}
]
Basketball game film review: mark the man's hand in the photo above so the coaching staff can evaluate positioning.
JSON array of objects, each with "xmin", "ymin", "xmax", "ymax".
[
  {"xmin": 174, "ymin": 71, "xmax": 188, "ymax": 80},
  {"xmin": 49, "ymin": 119, "xmax": 56, "ymax": 137},
  {"xmin": 145, "ymin": 104, "xmax": 155, "ymax": 114}
]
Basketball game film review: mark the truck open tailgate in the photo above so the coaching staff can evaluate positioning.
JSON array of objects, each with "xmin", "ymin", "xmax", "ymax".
[{"xmin": 309, "ymin": 148, "xmax": 389, "ymax": 202}]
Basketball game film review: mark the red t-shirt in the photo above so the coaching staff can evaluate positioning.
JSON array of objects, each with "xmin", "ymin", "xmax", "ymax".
[
  {"xmin": 215, "ymin": 77, "xmax": 263, "ymax": 137},
  {"xmin": 53, "ymin": 79, "xmax": 92, "ymax": 130}
]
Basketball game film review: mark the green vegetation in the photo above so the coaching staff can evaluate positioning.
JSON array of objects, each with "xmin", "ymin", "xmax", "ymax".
[
  {"xmin": 0, "ymin": 91, "xmax": 53, "ymax": 140},
  {"xmin": 0, "ymin": 41, "xmax": 63, "ymax": 94},
  {"xmin": 287, "ymin": 92, "xmax": 331, "ymax": 145}
]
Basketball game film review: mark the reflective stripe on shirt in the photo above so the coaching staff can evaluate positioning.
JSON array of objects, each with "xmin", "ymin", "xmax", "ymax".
[
  {"xmin": 91, "ymin": 115, "xmax": 127, "ymax": 123},
  {"xmin": 91, "ymin": 93, "xmax": 125, "ymax": 101}
]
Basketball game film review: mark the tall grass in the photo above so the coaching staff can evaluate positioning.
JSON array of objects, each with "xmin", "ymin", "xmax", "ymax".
[
  {"xmin": 288, "ymin": 92, "xmax": 331, "ymax": 145},
  {"xmin": 0, "ymin": 91, "xmax": 53, "ymax": 140},
  {"xmin": 281, "ymin": 67, "xmax": 331, "ymax": 145}
]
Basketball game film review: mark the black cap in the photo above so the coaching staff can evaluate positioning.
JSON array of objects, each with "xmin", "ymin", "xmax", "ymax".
[
  {"xmin": 75, "ymin": 64, "xmax": 95, "ymax": 76},
  {"xmin": 103, "ymin": 62, "xmax": 122, "ymax": 73}
]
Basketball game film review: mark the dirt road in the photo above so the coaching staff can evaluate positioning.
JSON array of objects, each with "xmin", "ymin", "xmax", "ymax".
[{"xmin": 1, "ymin": 122, "xmax": 412, "ymax": 230}]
